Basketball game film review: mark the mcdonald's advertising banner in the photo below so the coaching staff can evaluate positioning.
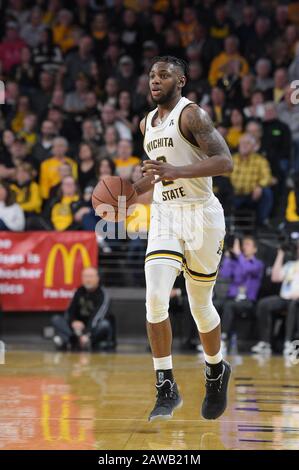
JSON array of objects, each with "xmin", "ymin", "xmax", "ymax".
[{"xmin": 0, "ymin": 232, "xmax": 98, "ymax": 311}]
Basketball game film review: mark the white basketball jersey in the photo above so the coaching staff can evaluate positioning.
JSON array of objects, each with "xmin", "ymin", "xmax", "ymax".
[{"xmin": 143, "ymin": 96, "xmax": 213, "ymax": 205}]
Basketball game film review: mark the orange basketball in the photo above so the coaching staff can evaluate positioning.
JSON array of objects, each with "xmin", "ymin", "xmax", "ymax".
[{"xmin": 92, "ymin": 175, "xmax": 137, "ymax": 221}]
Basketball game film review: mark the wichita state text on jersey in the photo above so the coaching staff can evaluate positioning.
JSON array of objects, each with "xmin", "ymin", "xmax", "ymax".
[{"xmin": 143, "ymin": 97, "xmax": 213, "ymax": 204}]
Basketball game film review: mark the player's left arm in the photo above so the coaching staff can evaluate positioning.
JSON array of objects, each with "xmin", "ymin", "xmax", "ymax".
[{"xmin": 143, "ymin": 105, "xmax": 233, "ymax": 183}]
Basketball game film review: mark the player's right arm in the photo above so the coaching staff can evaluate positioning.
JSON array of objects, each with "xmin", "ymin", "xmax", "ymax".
[{"xmin": 132, "ymin": 117, "xmax": 155, "ymax": 196}]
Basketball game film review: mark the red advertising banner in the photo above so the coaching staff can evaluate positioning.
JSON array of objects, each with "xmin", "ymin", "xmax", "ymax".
[{"xmin": 0, "ymin": 232, "xmax": 98, "ymax": 311}]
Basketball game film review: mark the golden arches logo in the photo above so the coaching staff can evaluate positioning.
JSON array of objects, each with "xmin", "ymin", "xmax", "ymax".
[{"xmin": 45, "ymin": 243, "xmax": 91, "ymax": 288}]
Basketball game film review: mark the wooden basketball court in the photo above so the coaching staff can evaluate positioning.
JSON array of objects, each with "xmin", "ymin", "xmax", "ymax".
[{"xmin": 1, "ymin": 351, "xmax": 298, "ymax": 450}]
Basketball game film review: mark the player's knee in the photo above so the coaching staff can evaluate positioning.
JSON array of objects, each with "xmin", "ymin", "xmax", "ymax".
[
  {"xmin": 146, "ymin": 290, "xmax": 169, "ymax": 324},
  {"xmin": 190, "ymin": 302, "xmax": 220, "ymax": 333}
]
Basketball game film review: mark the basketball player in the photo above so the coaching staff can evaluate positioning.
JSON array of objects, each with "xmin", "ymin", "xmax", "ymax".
[{"xmin": 132, "ymin": 56, "xmax": 233, "ymax": 422}]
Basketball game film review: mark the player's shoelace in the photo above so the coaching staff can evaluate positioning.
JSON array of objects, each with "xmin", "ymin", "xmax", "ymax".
[
  {"xmin": 155, "ymin": 380, "xmax": 178, "ymax": 406},
  {"xmin": 204, "ymin": 365, "xmax": 225, "ymax": 395}
]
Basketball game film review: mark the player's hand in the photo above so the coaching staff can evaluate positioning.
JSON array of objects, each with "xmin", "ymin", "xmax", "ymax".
[{"xmin": 142, "ymin": 160, "xmax": 179, "ymax": 184}]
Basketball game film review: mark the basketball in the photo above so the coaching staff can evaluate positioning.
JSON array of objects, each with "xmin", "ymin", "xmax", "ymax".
[{"xmin": 92, "ymin": 175, "xmax": 137, "ymax": 221}]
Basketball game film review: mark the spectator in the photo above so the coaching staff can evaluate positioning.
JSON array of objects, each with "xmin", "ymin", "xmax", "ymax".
[
  {"xmin": 0, "ymin": 130, "xmax": 16, "ymax": 180},
  {"xmin": 20, "ymin": 6, "xmax": 45, "ymax": 48},
  {"xmin": 209, "ymin": 36, "xmax": 249, "ymax": 87},
  {"xmin": 116, "ymin": 90, "xmax": 139, "ymax": 136},
  {"xmin": 81, "ymin": 119, "xmax": 102, "ymax": 150},
  {"xmin": 245, "ymin": 16, "xmax": 273, "ymax": 66},
  {"xmin": 262, "ymin": 102, "xmax": 292, "ymax": 180},
  {"xmin": 0, "ymin": 22, "xmax": 26, "ymax": 74},
  {"xmin": 18, "ymin": 113, "xmax": 38, "ymax": 149},
  {"xmin": 254, "ymin": 58, "xmax": 274, "ymax": 92},
  {"xmin": 51, "ymin": 267, "xmax": 115, "ymax": 351},
  {"xmin": 226, "ymin": 108, "xmax": 245, "ymax": 152},
  {"xmin": 98, "ymin": 126, "xmax": 119, "ymax": 161},
  {"xmin": 31, "ymin": 119, "xmax": 57, "ymax": 168},
  {"xmin": 10, "ymin": 95, "xmax": 31, "ymax": 134},
  {"xmin": 209, "ymin": 86, "xmax": 230, "ymax": 126},
  {"xmin": 77, "ymin": 142, "xmax": 96, "ymax": 192},
  {"xmin": 268, "ymin": 67, "xmax": 289, "ymax": 104},
  {"xmin": 11, "ymin": 46, "xmax": 36, "ymax": 93},
  {"xmin": 64, "ymin": 35, "xmax": 94, "ymax": 91},
  {"xmin": 10, "ymin": 162, "xmax": 42, "ymax": 222},
  {"xmin": 32, "ymin": 28, "xmax": 63, "ymax": 74},
  {"xmin": 39, "ymin": 137, "xmax": 77, "ymax": 200},
  {"xmin": 114, "ymin": 139, "xmax": 140, "ymax": 180},
  {"xmin": 177, "ymin": 6, "xmax": 198, "ymax": 48},
  {"xmin": 101, "ymin": 103, "xmax": 132, "ymax": 141},
  {"xmin": 64, "ymin": 73, "xmax": 89, "ymax": 114},
  {"xmin": 96, "ymin": 157, "xmax": 116, "ymax": 183},
  {"xmin": 0, "ymin": 181, "xmax": 25, "ymax": 231},
  {"xmin": 31, "ymin": 70, "xmax": 54, "ymax": 119},
  {"xmin": 278, "ymin": 85, "xmax": 299, "ymax": 172},
  {"xmin": 219, "ymin": 236, "xmax": 264, "ymax": 351},
  {"xmin": 230, "ymin": 134, "xmax": 273, "ymax": 226},
  {"xmin": 115, "ymin": 56, "xmax": 137, "ymax": 94},
  {"xmin": 43, "ymin": 175, "xmax": 82, "ymax": 231},
  {"xmin": 251, "ymin": 243, "xmax": 299, "ymax": 356},
  {"xmin": 52, "ymin": 9, "xmax": 76, "ymax": 54}
]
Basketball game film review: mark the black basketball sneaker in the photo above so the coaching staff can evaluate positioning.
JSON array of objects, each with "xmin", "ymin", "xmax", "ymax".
[
  {"xmin": 148, "ymin": 379, "xmax": 183, "ymax": 422},
  {"xmin": 201, "ymin": 360, "xmax": 231, "ymax": 420}
]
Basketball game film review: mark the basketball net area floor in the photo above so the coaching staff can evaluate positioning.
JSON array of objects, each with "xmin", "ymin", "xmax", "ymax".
[{"xmin": 0, "ymin": 351, "xmax": 298, "ymax": 450}]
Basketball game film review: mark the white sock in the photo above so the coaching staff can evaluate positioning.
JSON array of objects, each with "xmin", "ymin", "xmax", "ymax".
[
  {"xmin": 204, "ymin": 350, "xmax": 223, "ymax": 365},
  {"xmin": 153, "ymin": 355, "xmax": 172, "ymax": 370}
]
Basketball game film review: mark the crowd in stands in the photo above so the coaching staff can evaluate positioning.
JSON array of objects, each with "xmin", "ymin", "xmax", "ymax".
[{"xmin": 1, "ymin": 0, "xmax": 299, "ymax": 233}]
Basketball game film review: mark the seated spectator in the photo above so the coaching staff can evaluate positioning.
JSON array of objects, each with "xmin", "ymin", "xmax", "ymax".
[
  {"xmin": 39, "ymin": 137, "xmax": 78, "ymax": 200},
  {"xmin": 244, "ymin": 89, "xmax": 265, "ymax": 120},
  {"xmin": 31, "ymin": 70, "xmax": 54, "ymax": 119},
  {"xmin": 0, "ymin": 181, "xmax": 25, "ymax": 231},
  {"xmin": 101, "ymin": 103, "xmax": 133, "ymax": 141},
  {"xmin": 77, "ymin": 142, "xmax": 96, "ymax": 193},
  {"xmin": 209, "ymin": 86, "xmax": 230, "ymax": 126},
  {"xmin": 10, "ymin": 162, "xmax": 42, "ymax": 216},
  {"xmin": 219, "ymin": 236, "xmax": 264, "ymax": 351},
  {"xmin": 230, "ymin": 134, "xmax": 273, "ymax": 226},
  {"xmin": 116, "ymin": 90, "xmax": 139, "ymax": 136},
  {"xmin": 51, "ymin": 267, "xmax": 115, "ymax": 351},
  {"xmin": 254, "ymin": 58, "xmax": 274, "ymax": 92},
  {"xmin": 0, "ymin": 21, "xmax": 26, "ymax": 74},
  {"xmin": 114, "ymin": 139, "xmax": 140, "ymax": 180},
  {"xmin": 32, "ymin": 27, "xmax": 63, "ymax": 75},
  {"xmin": 115, "ymin": 55, "xmax": 137, "ymax": 95},
  {"xmin": 226, "ymin": 108, "xmax": 245, "ymax": 152},
  {"xmin": 278, "ymin": 85, "xmax": 299, "ymax": 172},
  {"xmin": 98, "ymin": 125, "xmax": 119, "ymax": 160},
  {"xmin": 267, "ymin": 67, "xmax": 288, "ymax": 104},
  {"xmin": 64, "ymin": 73, "xmax": 89, "ymax": 115},
  {"xmin": 209, "ymin": 36, "xmax": 249, "ymax": 87},
  {"xmin": 43, "ymin": 175, "xmax": 82, "ymax": 231},
  {"xmin": 31, "ymin": 119, "xmax": 57, "ymax": 168},
  {"xmin": 20, "ymin": 6, "xmax": 45, "ymax": 48},
  {"xmin": 96, "ymin": 157, "xmax": 116, "ymax": 184},
  {"xmin": 63, "ymin": 35, "xmax": 94, "ymax": 91},
  {"xmin": 81, "ymin": 119, "xmax": 102, "ymax": 150},
  {"xmin": 10, "ymin": 95, "xmax": 32, "ymax": 134},
  {"xmin": 177, "ymin": 6, "xmax": 198, "ymax": 48},
  {"xmin": 18, "ymin": 113, "xmax": 38, "ymax": 149},
  {"xmin": 11, "ymin": 46, "xmax": 36, "ymax": 93},
  {"xmin": 52, "ymin": 9, "xmax": 76, "ymax": 54},
  {"xmin": 285, "ymin": 173, "xmax": 299, "ymax": 230},
  {"xmin": 262, "ymin": 102, "xmax": 291, "ymax": 180},
  {"xmin": 251, "ymin": 242, "xmax": 299, "ymax": 356},
  {"xmin": 0, "ymin": 130, "xmax": 16, "ymax": 180}
]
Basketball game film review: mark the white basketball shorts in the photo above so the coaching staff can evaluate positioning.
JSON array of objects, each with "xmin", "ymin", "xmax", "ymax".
[{"xmin": 145, "ymin": 195, "xmax": 226, "ymax": 284}]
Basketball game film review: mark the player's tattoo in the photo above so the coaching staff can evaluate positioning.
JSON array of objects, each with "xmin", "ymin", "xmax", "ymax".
[{"xmin": 185, "ymin": 105, "xmax": 232, "ymax": 159}]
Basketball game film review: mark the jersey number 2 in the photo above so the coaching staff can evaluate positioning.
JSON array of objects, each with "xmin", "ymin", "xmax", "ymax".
[{"xmin": 156, "ymin": 156, "xmax": 174, "ymax": 186}]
